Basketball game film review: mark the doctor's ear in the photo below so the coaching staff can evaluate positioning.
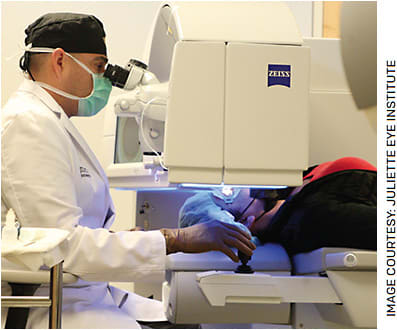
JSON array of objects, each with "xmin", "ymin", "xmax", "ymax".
[{"xmin": 51, "ymin": 48, "xmax": 66, "ymax": 78}]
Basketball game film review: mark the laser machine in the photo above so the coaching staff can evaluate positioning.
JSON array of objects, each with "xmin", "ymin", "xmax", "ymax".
[{"xmin": 103, "ymin": 2, "xmax": 377, "ymax": 328}]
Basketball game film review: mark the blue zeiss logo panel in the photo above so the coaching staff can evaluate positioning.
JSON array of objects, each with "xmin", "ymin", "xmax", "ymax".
[{"xmin": 268, "ymin": 64, "xmax": 291, "ymax": 88}]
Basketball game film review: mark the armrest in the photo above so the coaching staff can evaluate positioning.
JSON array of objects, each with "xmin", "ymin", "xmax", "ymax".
[
  {"xmin": 325, "ymin": 250, "xmax": 376, "ymax": 270},
  {"xmin": 293, "ymin": 247, "xmax": 377, "ymax": 274},
  {"xmin": 2, "ymin": 269, "xmax": 78, "ymax": 284}
]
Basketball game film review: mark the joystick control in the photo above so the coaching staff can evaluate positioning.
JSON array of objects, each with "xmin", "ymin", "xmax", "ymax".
[{"xmin": 235, "ymin": 250, "xmax": 254, "ymax": 273}]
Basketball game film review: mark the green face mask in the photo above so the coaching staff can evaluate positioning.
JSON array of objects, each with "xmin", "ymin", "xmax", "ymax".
[
  {"xmin": 26, "ymin": 47, "xmax": 112, "ymax": 116},
  {"xmin": 76, "ymin": 71, "xmax": 113, "ymax": 117},
  {"xmin": 68, "ymin": 54, "xmax": 113, "ymax": 117}
]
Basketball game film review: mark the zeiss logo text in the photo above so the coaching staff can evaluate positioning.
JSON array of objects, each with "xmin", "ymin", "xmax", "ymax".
[{"xmin": 268, "ymin": 64, "xmax": 291, "ymax": 88}]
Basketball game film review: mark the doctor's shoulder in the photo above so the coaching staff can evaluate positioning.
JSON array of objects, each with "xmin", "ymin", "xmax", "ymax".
[{"xmin": 2, "ymin": 92, "xmax": 60, "ymax": 133}]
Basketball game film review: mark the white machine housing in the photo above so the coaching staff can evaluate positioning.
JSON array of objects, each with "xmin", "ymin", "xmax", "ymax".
[
  {"xmin": 104, "ymin": 2, "xmax": 309, "ymax": 188},
  {"xmin": 133, "ymin": 35, "xmax": 377, "ymax": 329}
]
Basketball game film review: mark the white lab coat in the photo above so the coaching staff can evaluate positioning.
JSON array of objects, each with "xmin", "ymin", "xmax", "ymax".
[{"xmin": 1, "ymin": 79, "xmax": 168, "ymax": 328}]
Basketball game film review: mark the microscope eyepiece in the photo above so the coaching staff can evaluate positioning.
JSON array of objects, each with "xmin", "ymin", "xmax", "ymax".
[
  {"xmin": 104, "ymin": 64, "xmax": 130, "ymax": 88},
  {"xmin": 104, "ymin": 59, "xmax": 149, "ymax": 90}
]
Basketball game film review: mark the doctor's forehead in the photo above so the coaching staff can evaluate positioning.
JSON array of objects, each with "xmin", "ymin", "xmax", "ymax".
[
  {"xmin": 73, "ymin": 54, "xmax": 108, "ymax": 72},
  {"xmin": 86, "ymin": 55, "xmax": 108, "ymax": 65},
  {"xmin": 73, "ymin": 54, "xmax": 108, "ymax": 63},
  {"xmin": 92, "ymin": 55, "xmax": 108, "ymax": 64}
]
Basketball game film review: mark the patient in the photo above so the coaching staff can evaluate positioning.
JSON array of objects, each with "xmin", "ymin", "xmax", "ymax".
[{"xmin": 179, "ymin": 157, "xmax": 377, "ymax": 255}]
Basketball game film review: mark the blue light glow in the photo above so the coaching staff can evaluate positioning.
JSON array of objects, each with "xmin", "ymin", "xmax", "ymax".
[
  {"xmin": 114, "ymin": 183, "xmax": 289, "ymax": 192},
  {"xmin": 115, "ymin": 187, "xmax": 178, "ymax": 192},
  {"xmin": 178, "ymin": 183, "xmax": 288, "ymax": 190}
]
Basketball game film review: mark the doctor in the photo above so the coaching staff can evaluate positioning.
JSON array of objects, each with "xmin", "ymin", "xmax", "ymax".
[{"xmin": 1, "ymin": 13, "xmax": 255, "ymax": 329}]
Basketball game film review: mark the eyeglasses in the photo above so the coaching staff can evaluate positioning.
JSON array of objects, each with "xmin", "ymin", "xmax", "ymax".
[
  {"xmin": 235, "ymin": 198, "xmax": 256, "ymax": 222},
  {"xmin": 234, "ymin": 198, "xmax": 267, "ymax": 225}
]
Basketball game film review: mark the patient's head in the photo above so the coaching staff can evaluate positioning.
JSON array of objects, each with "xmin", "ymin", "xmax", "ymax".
[
  {"xmin": 212, "ymin": 189, "xmax": 266, "ymax": 222},
  {"xmin": 211, "ymin": 188, "xmax": 286, "ymax": 235}
]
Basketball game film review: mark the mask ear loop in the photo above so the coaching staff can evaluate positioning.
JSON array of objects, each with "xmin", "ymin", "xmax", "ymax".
[
  {"xmin": 16, "ymin": 44, "xmax": 38, "ymax": 81},
  {"xmin": 19, "ymin": 45, "xmax": 55, "ymax": 82},
  {"xmin": 23, "ymin": 45, "xmax": 96, "ymax": 77},
  {"xmin": 23, "ymin": 46, "xmax": 97, "ymax": 100},
  {"xmin": 63, "ymin": 53, "xmax": 97, "ymax": 99},
  {"xmin": 65, "ymin": 53, "xmax": 95, "ymax": 76}
]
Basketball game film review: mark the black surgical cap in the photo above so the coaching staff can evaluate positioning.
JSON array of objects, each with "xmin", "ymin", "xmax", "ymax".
[{"xmin": 24, "ymin": 13, "xmax": 107, "ymax": 56}]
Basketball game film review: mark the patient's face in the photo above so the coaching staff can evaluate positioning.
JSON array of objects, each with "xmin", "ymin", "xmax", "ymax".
[
  {"xmin": 213, "ymin": 189, "xmax": 266, "ymax": 221},
  {"xmin": 212, "ymin": 189, "xmax": 286, "ymax": 234}
]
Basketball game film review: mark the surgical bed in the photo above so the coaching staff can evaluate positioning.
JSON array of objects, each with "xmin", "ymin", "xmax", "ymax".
[{"xmin": 163, "ymin": 244, "xmax": 376, "ymax": 328}]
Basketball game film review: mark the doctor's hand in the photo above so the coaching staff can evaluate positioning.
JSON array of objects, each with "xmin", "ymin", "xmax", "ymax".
[
  {"xmin": 160, "ymin": 220, "xmax": 256, "ymax": 262},
  {"xmin": 128, "ymin": 227, "xmax": 144, "ymax": 231}
]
